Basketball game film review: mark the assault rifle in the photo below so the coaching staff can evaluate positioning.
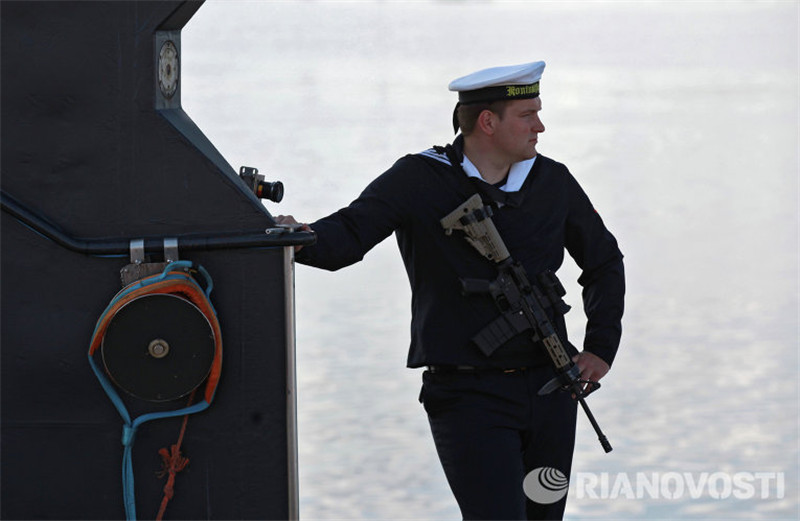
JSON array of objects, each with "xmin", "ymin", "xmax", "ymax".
[{"xmin": 441, "ymin": 194, "xmax": 613, "ymax": 453}]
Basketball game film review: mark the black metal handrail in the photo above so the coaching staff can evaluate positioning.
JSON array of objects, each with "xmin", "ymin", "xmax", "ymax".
[{"xmin": 1, "ymin": 191, "xmax": 315, "ymax": 256}]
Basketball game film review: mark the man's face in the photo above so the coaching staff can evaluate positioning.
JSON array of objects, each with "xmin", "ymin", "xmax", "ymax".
[{"xmin": 492, "ymin": 97, "xmax": 545, "ymax": 162}]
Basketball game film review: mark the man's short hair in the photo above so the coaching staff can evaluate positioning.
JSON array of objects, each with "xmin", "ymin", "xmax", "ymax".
[{"xmin": 456, "ymin": 100, "xmax": 510, "ymax": 136}]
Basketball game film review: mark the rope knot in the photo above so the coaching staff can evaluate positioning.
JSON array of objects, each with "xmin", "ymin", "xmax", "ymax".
[
  {"xmin": 121, "ymin": 424, "xmax": 136, "ymax": 447},
  {"xmin": 157, "ymin": 444, "xmax": 190, "ymax": 481},
  {"xmin": 155, "ymin": 392, "xmax": 195, "ymax": 521}
]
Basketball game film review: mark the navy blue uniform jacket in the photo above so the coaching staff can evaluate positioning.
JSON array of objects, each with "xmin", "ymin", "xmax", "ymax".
[{"xmin": 296, "ymin": 139, "xmax": 625, "ymax": 369}]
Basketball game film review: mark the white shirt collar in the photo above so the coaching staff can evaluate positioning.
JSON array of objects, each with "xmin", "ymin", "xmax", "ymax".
[{"xmin": 462, "ymin": 155, "xmax": 536, "ymax": 192}]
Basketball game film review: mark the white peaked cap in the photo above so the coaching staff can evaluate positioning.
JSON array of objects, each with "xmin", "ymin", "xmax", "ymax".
[
  {"xmin": 449, "ymin": 61, "xmax": 546, "ymax": 91},
  {"xmin": 448, "ymin": 61, "xmax": 546, "ymax": 104}
]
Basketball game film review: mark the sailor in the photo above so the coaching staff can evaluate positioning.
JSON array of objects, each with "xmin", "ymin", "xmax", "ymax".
[{"xmin": 277, "ymin": 60, "xmax": 625, "ymax": 520}]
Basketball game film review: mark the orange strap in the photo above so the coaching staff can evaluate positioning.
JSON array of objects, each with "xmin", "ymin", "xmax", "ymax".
[{"xmin": 89, "ymin": 270, "xmax": 223, "ymax": 403}]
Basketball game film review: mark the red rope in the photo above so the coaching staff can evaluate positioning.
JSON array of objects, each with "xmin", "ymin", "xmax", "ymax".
[{"xmin": 155, "ymin": 390, "xmax": 196, "ymax": 521}]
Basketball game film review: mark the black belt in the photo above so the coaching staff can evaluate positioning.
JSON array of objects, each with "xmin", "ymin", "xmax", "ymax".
[{"xmin": 426, "ymin": 365, "xmax": 527, "ymax": 374}]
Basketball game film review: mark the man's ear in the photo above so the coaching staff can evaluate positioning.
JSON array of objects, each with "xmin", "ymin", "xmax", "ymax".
[{"xmin": 476, "ymin": 109, "xmax": 497, "ymax": 136}]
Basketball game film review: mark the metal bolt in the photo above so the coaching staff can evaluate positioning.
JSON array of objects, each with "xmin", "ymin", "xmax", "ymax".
[{"xmin": 148, "ymin": 339, "xmax": 170, "ymax": 359}]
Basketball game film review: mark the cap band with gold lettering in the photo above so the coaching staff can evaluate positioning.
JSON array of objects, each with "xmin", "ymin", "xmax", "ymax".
[{"xmin": 456, "ymin": 82, "xmax": 540, "ymax": 104}]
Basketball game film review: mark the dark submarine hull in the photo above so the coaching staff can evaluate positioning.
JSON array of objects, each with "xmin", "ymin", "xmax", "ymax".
[{"xmin": 1, "ymin": 1, "xmax": 310, "ymax": 519}]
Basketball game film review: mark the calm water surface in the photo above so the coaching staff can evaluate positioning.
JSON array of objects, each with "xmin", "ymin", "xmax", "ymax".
[{"xmin": 183, "ymin": 2, "xmax": 798, "ymax": 519}]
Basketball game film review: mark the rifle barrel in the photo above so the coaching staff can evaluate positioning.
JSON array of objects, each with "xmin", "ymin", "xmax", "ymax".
[{"xmin": 577, "ymin": 395, "xmax": 613, "ymax": 453}]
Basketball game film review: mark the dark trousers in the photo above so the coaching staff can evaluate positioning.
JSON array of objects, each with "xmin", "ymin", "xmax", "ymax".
[{"xmin": 420, "ymin": 366, "xmax": 578, "ymax": 520}]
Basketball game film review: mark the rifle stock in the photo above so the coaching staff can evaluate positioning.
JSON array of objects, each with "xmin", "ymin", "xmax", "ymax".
[{"xmin": 441, "ymin": 194, "xmax": 510, "ymax": 263}]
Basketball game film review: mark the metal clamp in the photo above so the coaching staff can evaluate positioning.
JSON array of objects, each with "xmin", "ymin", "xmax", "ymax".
[
  {"xmin": 164, "ymin": 238, "xmax": 179, "ymax": 263},
  {"xmin": 129, "ymin": 239, "xmax": 145, "ymax": 265}
]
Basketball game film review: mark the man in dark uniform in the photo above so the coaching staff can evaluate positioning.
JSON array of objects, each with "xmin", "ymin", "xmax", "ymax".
[{"xmin": 277, "ymin": 61, "xmax": 624, "ymax": 520}]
